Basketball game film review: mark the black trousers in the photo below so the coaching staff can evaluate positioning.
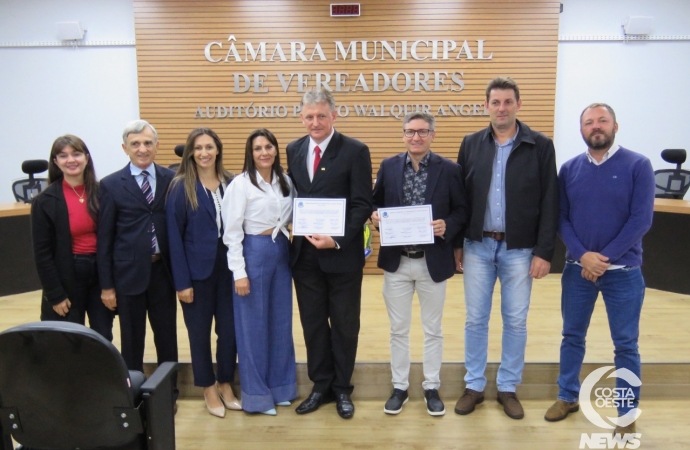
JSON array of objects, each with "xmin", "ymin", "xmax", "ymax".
[
  {"xmin": 40, "ymin": 254, "xmax": 115, "ymax": 341},
  {"xmin": 181, "ymin": 239, "xmax": 237, "ymax": 387},
  {"xmin": 292, "ymin": 243, "xmax": 363, "ymax": 395},
  {"xmin": 117, "ymin": 260, "xmax": 178, "ymax": 375}
]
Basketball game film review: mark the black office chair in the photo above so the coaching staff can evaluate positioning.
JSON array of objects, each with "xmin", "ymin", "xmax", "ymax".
[
  {"xmin": 12, "ymin": 160, "xmax": 49, "ymax": 204},
  {"xmin": 168, "ymin": 145, "xmax": 185, "ymax": 172},
  {"xmin": 654, "ymin": 149, "xmax": 690, "ymax": 199},
  {"xmin": 0, "ymin": 321, "xmax": 177, "ymax": 450}
]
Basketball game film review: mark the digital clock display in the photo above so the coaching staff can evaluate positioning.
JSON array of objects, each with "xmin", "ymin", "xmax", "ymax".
[{"xmin": 331, "ymin": 3, "xmax": 360, "ymax": 17}]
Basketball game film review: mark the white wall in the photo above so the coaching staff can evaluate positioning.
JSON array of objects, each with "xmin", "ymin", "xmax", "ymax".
[
  {"xmin": 0, "ymin": 0, "xmax": 138, "ymax": 203},
  {"xmin": 1, "ymin": 0, "xmax": 689, "ymax": 203},
  {"xmin": 555, "ymin": 0, "xmax": 690, "ymax": 191}
]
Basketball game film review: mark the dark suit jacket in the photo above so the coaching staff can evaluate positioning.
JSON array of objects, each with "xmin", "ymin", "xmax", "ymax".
[
  {"xmin": 457, "ymin": 120, "xmax": 559, "ymax": 261},
  {"xmin": 166, "ymin": 179, "xmax": 226, "ymax": 291},
  {"xmin": 286, "ymin": 130, "xmax": 373, "ymax": 273},
  {"xmin": 97, "ymin": 163, "xmax": 175, "ymax": 296},
  {"xmin": 31, "ymin": 181, "xmax": 79, "ymax": 305},
  {"xmin": 373, "ymin": 151, "xmax": 467, "ymax": 282}
]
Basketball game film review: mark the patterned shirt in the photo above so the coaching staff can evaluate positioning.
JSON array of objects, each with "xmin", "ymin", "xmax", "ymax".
[{"xmin": 402, "ymin": 152, "xmax": 430, "ymax": 252}]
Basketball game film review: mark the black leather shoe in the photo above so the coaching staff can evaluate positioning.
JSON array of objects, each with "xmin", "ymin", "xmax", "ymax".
[
  {"xmin": 335, "ymin": 393, "xmax": 355, "ymax": 419},
  {"xmin": 295, "ymin": 392, "xmax": 334, "ymax": 415}
]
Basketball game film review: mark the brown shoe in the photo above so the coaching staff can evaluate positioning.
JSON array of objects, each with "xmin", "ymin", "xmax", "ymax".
[
  {"xmin": 454, "ymin": 389, "xmax": 484, "ymax": 415},
  {"xmin": 497, "ymin": 391, "xmax": 524, "ymax": 420},
  {"xmin": 544, "ymin": 399, "xmax": 579, "ymax": 422},
  {"xmin": 614, "ymin": 422, "xmax": 636, "ymax": 438}
]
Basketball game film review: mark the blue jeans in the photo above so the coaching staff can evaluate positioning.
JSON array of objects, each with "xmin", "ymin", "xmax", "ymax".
[
  {"xmin": 463, "ymin": 238, "xmax": 534, "ymax": 392},
  {"xmin": 233, "ymin": 233, "xmax": 297, "ymax": 413},
  {"xmin": 558, "ymin": 262, "xmax": 645, "ymax": 415}
]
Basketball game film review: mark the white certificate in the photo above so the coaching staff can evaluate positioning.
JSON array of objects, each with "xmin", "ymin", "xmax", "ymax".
[
  {"xmin": 292, "ymin": 198, "xmax": 347, "ymax": 236},
  {"xmin": 379, "ymin": 205, "xmax": 434, "ymax": 246}
]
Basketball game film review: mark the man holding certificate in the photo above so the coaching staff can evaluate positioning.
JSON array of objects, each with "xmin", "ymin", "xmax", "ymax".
[
  {"xmin": 287, "ymin": 89, "xmax": 373, "ymax": 419},
  {"xmin": 372, "ymin": 112, "xmax": 467, "ymax": 416}
]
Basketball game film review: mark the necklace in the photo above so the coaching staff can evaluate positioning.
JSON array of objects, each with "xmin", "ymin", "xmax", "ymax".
[{"xmin": 70, "ymin": 184, "xmax": 85, "ymax": 203}]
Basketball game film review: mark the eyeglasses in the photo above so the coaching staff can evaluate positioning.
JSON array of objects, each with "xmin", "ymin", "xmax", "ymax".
[{"xmin": 403, "ymin": 129, "xmax": 433, "ymax": 138}]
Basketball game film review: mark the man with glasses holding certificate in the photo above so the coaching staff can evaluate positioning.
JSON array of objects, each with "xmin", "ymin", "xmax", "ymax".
[{"xmin": 372, "ymin": 112, "xmax": 467, "ymax": 416}]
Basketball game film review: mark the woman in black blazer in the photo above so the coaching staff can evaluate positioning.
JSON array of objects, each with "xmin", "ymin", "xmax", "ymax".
[
  {"xmin": 166, "ymin": 128, "xmax": 240, "ymax": 418},
  {"xmin": 31, "ymin": 135, "xmax": 114, "ymax": 340}
]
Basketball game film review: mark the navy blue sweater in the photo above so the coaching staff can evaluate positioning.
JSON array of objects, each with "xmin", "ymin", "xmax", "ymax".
[{"xmin": 558, "ymin": 147, "xmax": 655, "ymax": 266}]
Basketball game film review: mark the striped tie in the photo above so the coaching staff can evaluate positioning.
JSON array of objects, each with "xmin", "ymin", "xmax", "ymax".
[{"xmin": 141, "ymin": 171, "xmax": 157, "ymax": 254}]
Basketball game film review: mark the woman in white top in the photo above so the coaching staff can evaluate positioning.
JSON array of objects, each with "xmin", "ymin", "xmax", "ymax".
[
  {"xmin": 222, "ymin": 128, "xmax": 297, "ymax": 415},
  {"xmin": 166, "ymin": 128, "xmax": 241, "ymax": 418}
]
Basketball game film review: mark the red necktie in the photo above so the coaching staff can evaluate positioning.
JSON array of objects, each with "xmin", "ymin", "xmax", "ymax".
[{"xmin": 313, "ymin": 145, "xmax": 322, "ymax": 177}]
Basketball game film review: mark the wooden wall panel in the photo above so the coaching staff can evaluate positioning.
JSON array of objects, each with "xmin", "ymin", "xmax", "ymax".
[{"xmin": 133, "ymin": 0, "xmax": 560, "ymax": 274}]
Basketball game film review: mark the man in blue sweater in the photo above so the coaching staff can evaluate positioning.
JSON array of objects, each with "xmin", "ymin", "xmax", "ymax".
[{"xmin": 544, "ymin": 103, "xmax": 655, "ymax": 439}]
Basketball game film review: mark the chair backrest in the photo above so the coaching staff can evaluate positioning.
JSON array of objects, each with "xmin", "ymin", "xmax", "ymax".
[
  {"xmin": 661, "ymin": 149, "xmax": 686, "ymax": 170},
  {"xmin": 168, "ymin": 144, "xmax": 185, "ymax": 171},
  {"xmin": 12, "ymin": 178, "xmax": 48, "ymax": 203},
  {"xmin": 654, "ymin": 169, "xmax": 690, "ymax": 199},
  {"xmin": 0, "ymin": 321, "xmax": 143, "ymax": 449},
  {"xmin": 13, "ymin": 159, "xmax": 49, "ymax": 203},
  {"xmin": 21, "ymin": 159, "xmax": 49, "ymax": 177}
]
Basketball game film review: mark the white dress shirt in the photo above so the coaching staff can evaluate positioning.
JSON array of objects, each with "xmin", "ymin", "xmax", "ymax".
[
  {"xmin": 586, "ymin": 145, "xmax": 620, "ymax": 166},
  {"xmin": 221, "ymin": 171, "xmax": 294, "ymax": 280},
  {"xmin": 130, "ymin": 162, "xmax": 157, "ymax": 196},
  {"xmin": 307, "ymin": 128, "xmax": 335, "ymax": 181}
]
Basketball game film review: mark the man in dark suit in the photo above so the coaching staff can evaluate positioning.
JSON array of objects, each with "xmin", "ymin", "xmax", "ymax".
[
  {"xmin": 287, "ymin": 89, "xmax": 373, "ymax": 419},
  {"xmin": 97, "ymin": 120, "xmax": 179, "ymax": 387},
  {"xmin": 372, "ymin": 112, "xmax": 467, "ymax": 416}
]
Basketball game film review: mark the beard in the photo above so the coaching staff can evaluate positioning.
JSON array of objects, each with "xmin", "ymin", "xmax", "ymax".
[{"xmin": 584, "ymin": 130, "xmax": 615, "ymax": 151}]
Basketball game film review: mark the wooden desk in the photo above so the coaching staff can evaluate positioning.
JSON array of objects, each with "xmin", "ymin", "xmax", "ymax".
[
  {"xmin": 0, "ymin": 202, "xmax": 31, "ymax": 218},
  {"xmin": 367, "ymin": 197, "xmax": 685, "ymax": 296},
  {"xmin": 551, "ymin": 199, "xmax": 690, "ymax": 294},
  {"xmin": 3, "ymin": 200, "xmax": 690, "ymax": 296},
  {"xmin": 643, "ymin": 199, "xmax": 690, "ymax": 294},
  {"xmin": 652, "ymin": 198, "xmax": 690, "ymax": 215},
  {"xmin": 0, "ymin": 202, "xmax": 40, "ymax": 296}
]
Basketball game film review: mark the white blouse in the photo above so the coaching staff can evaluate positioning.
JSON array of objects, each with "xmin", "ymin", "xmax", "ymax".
[{"xmin": 221, "ymin": 171, "xmax": 294, "ymax": 280}]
